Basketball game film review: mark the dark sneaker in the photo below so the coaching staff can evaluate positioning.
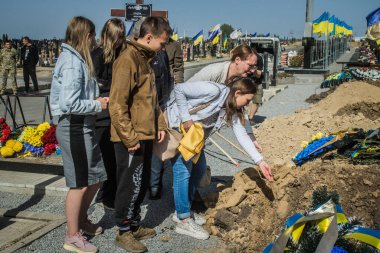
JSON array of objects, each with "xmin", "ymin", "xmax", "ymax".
[
  {"xmin": 63, "ymin": 231, "xmax": 97, "ymax": 253},
  {"xmin": 132, "ymin": 226, "xmax": 156, "ymax": 240},
  {"xmin": 115, "ymin": 231, "xmax": 147, "ymax": 253},
  {"xmin": 81, "ymin": 219, "xmax": 103, "ymax": 236}
]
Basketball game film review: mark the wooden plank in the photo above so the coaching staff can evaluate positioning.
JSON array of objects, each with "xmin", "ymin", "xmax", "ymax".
[{"xmin": 110, "ymin": 9, "xmax": 125, "ymax": 17}]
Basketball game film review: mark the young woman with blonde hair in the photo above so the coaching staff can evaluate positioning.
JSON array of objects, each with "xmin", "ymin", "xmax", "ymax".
[
  {"xmin": 91, "ymin": 18, "xmax": 126, "ymax": 210},
  {"xmin": 50, "ymin": 16, "xmax": 108, "ymax": 253}
]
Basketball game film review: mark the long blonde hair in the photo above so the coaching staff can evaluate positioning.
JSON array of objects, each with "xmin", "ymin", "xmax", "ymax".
[
  {"xmin": 65, "ymin": 16, "xmax": 95, "ymax": 76},
  {"xmin": 99, "ymin": 18, "xmax": 126, "ymax": 64}
]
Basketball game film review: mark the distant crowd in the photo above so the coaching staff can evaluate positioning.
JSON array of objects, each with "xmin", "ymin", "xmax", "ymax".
[{"xmin": 0, "ymin": 37, "xmax": 62, "ymax": 66}]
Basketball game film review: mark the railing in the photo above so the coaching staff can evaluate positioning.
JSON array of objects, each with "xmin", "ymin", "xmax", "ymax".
[{"xmin": 311, "ymin": 37, "xmax": 349, "ymax": 68}]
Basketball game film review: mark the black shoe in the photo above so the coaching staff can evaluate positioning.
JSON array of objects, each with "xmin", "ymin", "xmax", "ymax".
[{"xmin": 149, "ymin": 188, "xmax": 161, "ymax": 200}]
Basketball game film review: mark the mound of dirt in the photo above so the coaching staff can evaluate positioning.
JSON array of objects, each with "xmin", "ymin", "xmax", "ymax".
[
  {"xmin": 205, "ymin": 81, "xmax": 380, "ymax": 252},
  {"xmin": 256, "ymin": 81, "xmax": 380, "ymax": 163},
  {"xmin": 336, "ymin": 102, "xmax": 380, "ymax": 120},
  {"xmin": 305, "ymin": 88, "xmax": 335, "ymax": 104}
]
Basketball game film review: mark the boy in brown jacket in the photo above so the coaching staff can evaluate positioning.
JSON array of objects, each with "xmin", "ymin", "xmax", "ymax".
[{"xmin": 109, "ymin": 17, "xmax": 171, "ymax": 253}]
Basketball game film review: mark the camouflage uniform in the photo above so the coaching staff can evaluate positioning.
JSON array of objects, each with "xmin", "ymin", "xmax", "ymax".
[{"xmin": 0, "ymin": 47, "xmax": 18, "ymax": 94}]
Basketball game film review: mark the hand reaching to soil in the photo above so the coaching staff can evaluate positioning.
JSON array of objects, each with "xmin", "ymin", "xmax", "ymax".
[{"xmin": 258, "ymin": 161, "xmax": 273, "ymax": 182}]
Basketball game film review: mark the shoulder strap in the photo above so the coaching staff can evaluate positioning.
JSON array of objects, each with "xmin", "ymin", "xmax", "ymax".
[
  {"xmin": 188, "ymin": 83, "xmax": 222, "ymax": 115},
  {"xmin": 188, "ymin": 98, "xmax": 217, "ymax": 115}
]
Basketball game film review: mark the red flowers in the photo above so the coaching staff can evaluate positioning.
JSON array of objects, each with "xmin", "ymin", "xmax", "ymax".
[
  {"xmin": 0, "ymin": 118, "xmax": 11, "ymax": 144},
  {"xmin": 41, "ymin": 125, "xmax": 57, "ymax": 155},
  {"xmin": 41, "ymin": 125, "xmax": 57, "ymax": 145},
  {"xmin": 43, "ymin": 143, "xmax": 56, "ymax": 155}
]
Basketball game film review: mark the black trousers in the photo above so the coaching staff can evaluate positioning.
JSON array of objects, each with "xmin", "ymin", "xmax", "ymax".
[
  {"xmin": 23, "ymin": 65, "xmax": 38, "ymax": 92},
  {"xmin": 114, "ymin": 140, "xmax": 153, "ymax": 230},
  {"xmin": 95, "ymin": 126, "xmax": 117, "ymax": 206}
]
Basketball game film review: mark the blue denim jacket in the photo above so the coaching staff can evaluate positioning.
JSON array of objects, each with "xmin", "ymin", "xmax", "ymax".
[{"xmin": 50, "ymin": 43, "xmax": 101, "ymax": 117}]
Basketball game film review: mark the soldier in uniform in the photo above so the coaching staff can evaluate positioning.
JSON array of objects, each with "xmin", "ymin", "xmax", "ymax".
[{"xmin": 0, "ymin": 40, "xmax": 18, "ymax": 95}]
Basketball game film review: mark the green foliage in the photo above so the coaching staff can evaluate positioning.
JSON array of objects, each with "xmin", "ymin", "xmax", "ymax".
[
  {"xmin": 310, "ymin": 186, "xmax": 340, "ymax": 211},
  {"xmin": 221, "ymin": 23, "xmax": 234, "ymax": 38}
]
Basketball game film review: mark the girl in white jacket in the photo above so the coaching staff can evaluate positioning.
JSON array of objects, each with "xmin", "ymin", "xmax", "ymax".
[{"xmin": 166, "ymin": 78, "xmax": 273, "ymax": 240}]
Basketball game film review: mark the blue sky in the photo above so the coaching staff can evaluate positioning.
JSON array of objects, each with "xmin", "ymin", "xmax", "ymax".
[{"xmin": 0, "ymin": 0, "xmax": 378, "ymax": 40}]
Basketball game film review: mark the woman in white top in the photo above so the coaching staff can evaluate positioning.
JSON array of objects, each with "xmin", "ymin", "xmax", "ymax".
[{"xmin": 166, "ymin": 78, "xmax": 273, "ymax": 240}]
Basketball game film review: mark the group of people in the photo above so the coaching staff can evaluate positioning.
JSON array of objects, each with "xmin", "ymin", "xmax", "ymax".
[
  {"xmin": 50, "ymin": 15, "xmax": 273, "ymax": 253},
  {"xmin": 0, "ymin": 36, "xmax": 39, "ymax": 95}
]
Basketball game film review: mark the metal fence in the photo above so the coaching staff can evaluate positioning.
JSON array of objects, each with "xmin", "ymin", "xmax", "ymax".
[{"xmin": 311, "ymin": 37, "xmax": 349, "ymax": 68}]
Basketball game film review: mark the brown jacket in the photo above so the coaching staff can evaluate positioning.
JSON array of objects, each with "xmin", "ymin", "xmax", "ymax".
[
  {"xmin": 165, "ymin": 39, "xmax": 184, "ymax": 84},
  {"xmin": 109, "ymin": 38, "xmax": 166, "ymax": 148}
]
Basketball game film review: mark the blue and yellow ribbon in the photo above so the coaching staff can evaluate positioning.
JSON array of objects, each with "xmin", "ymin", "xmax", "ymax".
[{"xmin": 344, "ymin": 226, "xmax": 380, "ymax": 249}]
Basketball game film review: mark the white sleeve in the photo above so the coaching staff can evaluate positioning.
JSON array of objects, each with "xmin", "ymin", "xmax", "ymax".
[{"xmin": 232, "ymin": 114, "xmax": 263, "ymax": 164}]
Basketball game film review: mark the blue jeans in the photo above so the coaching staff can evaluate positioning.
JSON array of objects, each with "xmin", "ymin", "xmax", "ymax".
[
  {"xmin": 150, "ymin": 154, "xmax": 172, "ymax": 191},
  {"xmin": 172, "ymin": 150, "xmax": 207, "ymax": 219}
]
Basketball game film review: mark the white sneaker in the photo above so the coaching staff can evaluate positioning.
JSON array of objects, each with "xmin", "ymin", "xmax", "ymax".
[
  {"xmin": 175, "ymin": 218, "xmax": 209, "ymax": 240},
  {"xmin": 172, "ymin": 211, "xmax": 206, "ymax": 225}
]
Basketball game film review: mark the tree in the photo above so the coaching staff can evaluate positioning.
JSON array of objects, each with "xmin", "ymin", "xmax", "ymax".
[{"xmin": 221, "ymin": 24, "xmax": 234, "ymax": 38}]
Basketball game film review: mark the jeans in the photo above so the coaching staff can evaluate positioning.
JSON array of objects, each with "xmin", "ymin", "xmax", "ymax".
[
  {"xmin": 172, "ymin": 150, "xmax": 207, "ymax": 219},
  {"xmin": 150, "ymin": 154, "xmax": 172, "ymax": 192},
  {"xmin": 114, "ymin": 141, "xmax": 152, "ymax": 230}
]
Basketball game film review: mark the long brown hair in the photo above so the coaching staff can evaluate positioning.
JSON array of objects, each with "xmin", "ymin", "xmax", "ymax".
[
  {"xmin": 99, "ymin": 18, "xmax": 126, "ymax": 64},
  {"xmin": 230, "ymin": 44, "xmax": 254, "ymax": 61},
  {"xmin": 65, "ymin": 16, "xmax": 95, "ymax": 76},
  {"xmin": 225, "ymin": 78, "xmax": 257, "ymax": 125}
]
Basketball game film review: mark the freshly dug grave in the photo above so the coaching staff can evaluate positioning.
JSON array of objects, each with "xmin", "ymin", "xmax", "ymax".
[
  {"xmin": 336, "ymin": 101, "xmax": 380, "ymax": 121},
  {"xmin": 204, "ymin": 81, "xmax": 380, "ymax": 252}
]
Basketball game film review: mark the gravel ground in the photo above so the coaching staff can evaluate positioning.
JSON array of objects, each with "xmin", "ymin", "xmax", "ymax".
[{"xmin": 3, "ymin": 83, "xmax": 324, "ymax": 253}]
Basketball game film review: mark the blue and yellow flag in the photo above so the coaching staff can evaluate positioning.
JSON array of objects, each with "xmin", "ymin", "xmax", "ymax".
[
  {"xmin": 212, "ymin": 35, "xmax": 219, "ymax": 45},
  {"xmin": 328, "ymin": 15, "xmax": 337, "ymax": 36},
  {"xmin": 208, "ymin": 24, "xmax": 221, "ymax": 43},
  {"xmin": 192, "ymin": 30, "xmax": 203, "ymax": 46},
  {"xmin": 171, "ymin": 27, "xmax": 178, "ymax": 41},
  {"xmin": 313, "ymin": 11, "xmax": 329, "ymax": 36},
  {"xmin": 366, "ymin": 7, "xmax": 380, "ymax": 45},
  {"xmin": 223, "ymin": 35, "xmax": 228, "ymax": 48}
]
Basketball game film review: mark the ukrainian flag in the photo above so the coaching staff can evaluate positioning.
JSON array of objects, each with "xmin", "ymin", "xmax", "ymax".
[
  {"xmin": 208, "ymin": 24, "xmax": 221, "ymax": 44},
  {"xmin": 192, "ymin": 30, "xmax": 203, "ymax": 46},
  {"xmin": 171, "ymin": 27, "xmax": 178, "ymax": 41},
  {"xmin": 313, "ymin": 11, "xmax": 329, "ymax": 36},
  {"xmin": 223, "ymin": 35, "xmax": 228, "ymax": 48},
  {"xmin": 366, "ymin": 7, "xmax": 380, "ymax": 45},
  {"xmin": 328, "ymin": 15, "xmax": 337, "ymax": 36}
]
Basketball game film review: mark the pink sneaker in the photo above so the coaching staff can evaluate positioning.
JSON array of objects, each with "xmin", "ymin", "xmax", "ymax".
[
  {"xmin": 63, "ymin": 231, "xmax": 97, "ymax": 253},
  {"xmin": 82, "ymin": 218, "xmax": 103, "ymax": 236}
]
